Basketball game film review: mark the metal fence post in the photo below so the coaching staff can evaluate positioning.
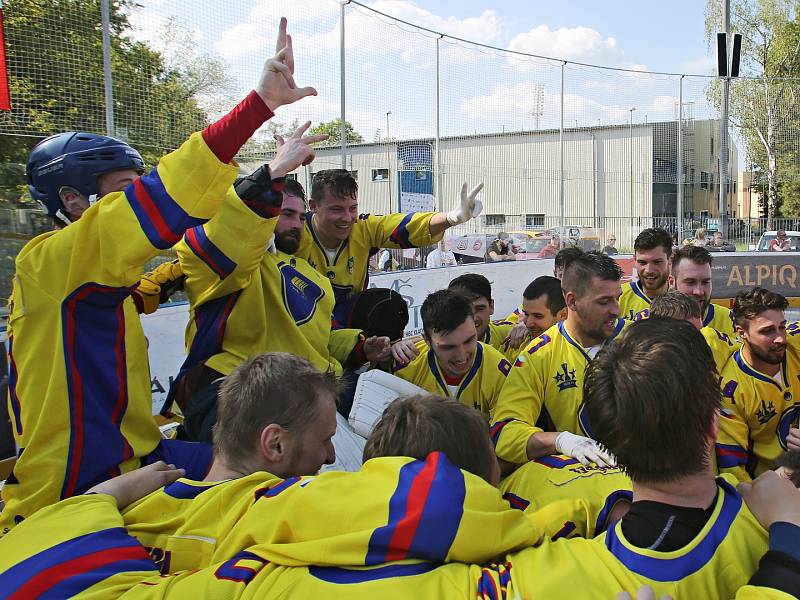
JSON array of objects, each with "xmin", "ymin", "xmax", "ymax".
[
  {"xmin": 435, "ymin": 34, "xmax": 443, "ymax": 211},
  {"xmin": 677, "ymin": 75, "xmax": 684, "ymax": 243},
  {"xmin": 100, "ymin": 0, "xmax": 115, "ymax": 136},
  {"xmin": 559, "ymin": 62, "xmax": 565, "ymax": 245},
  {"xmin": 339, "ymin": 1, "xmax": 351, "ymax": 169}
]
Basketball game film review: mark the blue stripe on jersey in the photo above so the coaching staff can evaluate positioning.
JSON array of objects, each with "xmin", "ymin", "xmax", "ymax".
[
  {"xmin": 365, "ymin": 452, "xmax": 466, "ymax": 565},
  {"xmin": 458, "ymin": 343, "xmax": 484, "ymax": 399},
  {"xmin": 594, "ymin": 490, "xmax": 634, "ymax": 535},
  {"xmin": 389, "ymin": 213, "xmax": 415, "ymax": 248},
  {"xmin": 702, "ymin": 303, "xmax": 715, "ymax": 327},
  {"xmin": 184, "ymin": 225, "xmax": 237, "ymax": 280},
  {"xmin": 733, "ymin": 350, "xmax": 783, "ymax": 390},
  {"xmin": 551, "ymin": 521, "xmax": 577, "ymax": 540},
  {"xmin": 477, "ymin": 563, "xmax": 513, "ymax": 600},
  {"xmin": 577, "ymin": 401, "xmax": 595, "ymax": 438},
  {"xmin": 534, "ymin": 455, "xmax": 580, "ymax": 469},
  {"xmin": 142, "ymin": 439, "xmax": 214, "ymax": 481},
  {"xmin": 61, "ymin": 283, "xmax": 135, "ymax": 498},
  {"xmin": 604, "ymin": 478, "xmax": 742, "ymax": 581},
  {"xmin": 0, "ymin": 527, "xmax": 154, "ymax": 598},
  {"xmin": 489, "ymin": 419, "xmax": 513, "ymax": 446},
  {"xmin": 309, "ymin": 561, "xmax": 436, "ymax": 584},
  {"xmin": 254, "ymin": 477, "xmax": 301, "ymax": 500},
  {"xmin": 126, "ymin": 168, "xmax": 206, "ymax": 250},
  {"xmin": 557, "ymin": 321, "xmax": 592, "ymax": 363},
  {"xmin": 163, "ymin": 478, "xmax": 222, "ymax": 500},
  {"xmin": 162, "ymin": 290, "xmax": 242, "ymax": 415},
  {"xmin": 502, "ymin": 492, "xmax": 530, "ymax": 511},
  {"xmin": 715, "ymin": 442, "xmax": 749, "ymax": 468},
  {"xmin": 630, "ymin": 281, "xmax": 652, "ymax": 304},
  {"xmin": 7, "ymin": 335, "xmax": 22, "ymax": 435},
  {"xmin": 778, "ymin": 405, "xmax": 800, "ymax": 451}
]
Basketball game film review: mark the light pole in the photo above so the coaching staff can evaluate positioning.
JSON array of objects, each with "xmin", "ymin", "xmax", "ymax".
[
  {"xmin": 629, "ymin": 107, "xmax": 637, "ymax": 235},
  {"xmin": 385, "ymin": 111, "xmax": 392, "ymax": 141}
]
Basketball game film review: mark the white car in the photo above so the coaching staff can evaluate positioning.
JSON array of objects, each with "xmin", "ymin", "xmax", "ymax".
[{"xmin": 750, "ymin": 231, "xmax": 800, "ymax": 252}]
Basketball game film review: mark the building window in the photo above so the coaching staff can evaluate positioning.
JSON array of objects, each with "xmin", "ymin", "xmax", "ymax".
[
  {"xmin": 484, "ymin": 214, "xmax": 506, "ymax": 226},
  {"xmin": 525, "ymin": 213, "xmax": 545, "ymax": 228},
  {"xmin": 711, "ymin": 136, "xmax": 714, "ymax": 156},
  {"xmin": 372, "ymin": 168, "xmax": 389, "ymax": 182},
  {"xmin": 700, "ymin": 171, "xmax": 708, "ymax": 190}
]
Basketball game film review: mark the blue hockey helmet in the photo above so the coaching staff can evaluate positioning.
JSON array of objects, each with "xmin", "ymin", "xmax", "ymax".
[{"xmin": 26, "ymin": 132, "xmax": 145, "ymax": 220}]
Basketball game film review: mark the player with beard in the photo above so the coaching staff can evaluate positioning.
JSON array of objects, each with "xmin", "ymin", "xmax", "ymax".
[
  {"xmin": 491, "ymin": 253, "xmax": 624, "ymax": 468},
  {"xmin": 669, "ymin": 244, "xmax": 737, "ymax": 337},
  {"xmin": 619, "ymin": 228, "xmax": 672, "ymax": 321},
  {"xmin": 716, "ymin": 287, "xmax": 800, "ymax": 482},
  {"xmin": 167, "ymin": 129, "xmax": 391, "ymax": 435}
]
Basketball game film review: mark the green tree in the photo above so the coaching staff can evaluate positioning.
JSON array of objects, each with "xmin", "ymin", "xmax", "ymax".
[
  {"xmin": 0, "ymin": 0, "xmax": 226, "ymax": 203},
  {"xmin": 705, "ymin": 0, "xmax": 800, "ymax": 227},
  {"xmin": 309, "ymin": 118, "xmax": 364, "ymax": 146}
]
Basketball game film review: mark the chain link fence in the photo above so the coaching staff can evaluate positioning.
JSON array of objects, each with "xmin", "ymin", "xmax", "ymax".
[{"xmin": 0, "ymin": 0, "xmax": 799, "ymax": 301}]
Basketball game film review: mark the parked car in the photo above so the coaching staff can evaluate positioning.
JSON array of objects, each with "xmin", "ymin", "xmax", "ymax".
[{"xmin": 750, "ymin": 230, "xmax": 800, "ymax": 251}]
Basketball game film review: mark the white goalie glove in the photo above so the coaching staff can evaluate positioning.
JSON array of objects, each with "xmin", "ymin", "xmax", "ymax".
[
  {"xmin": 446, "ymin": 182, "xmax": 484, "ymax": 225},
  {"xmin": 555, "ymin": 431, "xmax": 616, "ymax": 468}
]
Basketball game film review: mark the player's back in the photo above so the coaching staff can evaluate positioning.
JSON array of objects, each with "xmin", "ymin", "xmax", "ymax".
[{"xmin": 500, "ymin": 454, "xmax": 632, "ymax": 539}]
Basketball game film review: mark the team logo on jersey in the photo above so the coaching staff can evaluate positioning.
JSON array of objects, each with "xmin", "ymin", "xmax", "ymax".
[
  {"xmin": 278, "ymin": 262, "xmax": 325, "ymax": 326},
  {"xmin": 554, "ymin": 363, "xmax": 577, "ymax": 391},
  {"xmin": 777, "ymin": 404, "xmax": 800, "ymax": 450},
  {"xmin": 756, "ymin": 399, "xmax": 777, "ymax": 425}
]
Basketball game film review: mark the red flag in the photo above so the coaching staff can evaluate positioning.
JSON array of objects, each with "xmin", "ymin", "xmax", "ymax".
[{"xmin": 0, "ymin": 0, "xmax": 11, "ymax": 111}]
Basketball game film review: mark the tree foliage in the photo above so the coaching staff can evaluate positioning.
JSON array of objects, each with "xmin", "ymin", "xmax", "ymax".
[
  {"xmin": 0, "ymin": 0, "xmax": 228, "ymax": 205},
  {"xmin": 309, "ymin": 118, "xmax": 364, "ymax": 145}
]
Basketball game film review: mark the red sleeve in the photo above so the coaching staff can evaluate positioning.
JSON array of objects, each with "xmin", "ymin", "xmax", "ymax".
[{"xmin": 201, "ymin": 90, "xmax": 273, "ymax": 164}]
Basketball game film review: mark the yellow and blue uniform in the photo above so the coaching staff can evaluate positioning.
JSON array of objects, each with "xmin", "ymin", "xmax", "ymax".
[
  {"xmin": 704, "ymin": 302, "xmax": 737, "ymax": 338},
  {"xmin": 499, "ymin": 454, "xmax": 632, "ymax": 539},
  {"xmin": 702, "ymin": 326, "xmax": 741, "ymax": 370},
  {"xmin": 491, "ymin": 319, "xmax": 627, "ymax": 464},
  {"xmin": 1, "ymin": 132, "xmax": 235, "ymax": 534},
  {"xmin": 619, "ymin": 280, "xmax": 653, "ymax": 321},
  {"xmin": 392, "ymin": 340, "xmax": 511, "ymax": 419},
  {"xmin": 481, "ymin": 320, "xmax": 514, "ymax": 351},
  {"xmin": 298, "ymin": 212, "xmax": 441, "ymax": 326},
  {"xmin": 106, "ymin": 474, "xmax": 765, "ymax": 600},
  {"xmin": 715, "ymin": 346, "xmax": 800, "ymax": 482},
  {"xmin": 173, "ymin": 188, "xmax": 359, "ymax": 398}
]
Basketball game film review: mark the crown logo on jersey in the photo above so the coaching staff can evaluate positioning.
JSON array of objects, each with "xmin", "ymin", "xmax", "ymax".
[
  {"xmin": 756, "ymin": 400, "xmax": 777, "ymax": 425},
  {"xmin": 553, "ymin": 363, "xmax": 577, "ymax": 391}
]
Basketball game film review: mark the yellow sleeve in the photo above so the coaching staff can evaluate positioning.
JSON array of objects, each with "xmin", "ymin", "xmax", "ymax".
[
  {"xmin": 716, "ymin": 379, "xmax": 753, "ymax": 482},
  {"xmin": 491, "ymin": 337, "xmax": 550, "ymax": 464},
  {"xmin": 360, "ymin": 212, "xmax": 441, "ymax": 249},
  {"xmin": 736, "ymin": 587, "xmax": 797, "ymax": 600},
  {"xmin": 15, "ymin": 132, "xmax": 238, "ymax": 296},
  {"xmin": 328, "ymin": 328, "xmax": 363, "ymax": 366},
  {"xmin": 178, "ymin": 186, "xmax": 279, "ymax": 306},
  {"xmin": 482, "ymin": 345, "xmax": 512, "ymax": 422}
]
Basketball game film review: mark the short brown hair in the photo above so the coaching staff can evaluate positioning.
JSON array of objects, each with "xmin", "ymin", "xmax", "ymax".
[
  {"xmin": 363, "ymin": 394, "xmax": 496, "ymax": 483},
  {"xmin": 311, "ymin": 169, "xmax": 358, "ymax": 203},
  {"xmin": 671, "ymin": 245, "xmax": 713, "ymax": 277},
  {"xmin": 777, "ymin": 451, "xmax": 800, "ymax": 488},
  {"xmin": 213, "ymin": 353, "xmax": 340, "ymax": 466},
  {"xmin": 649, "ymin": 290, "xmax": 701, "ymax": 321},
  {"xmin": 732, "ymin": 287, "xmax": 788, "ymax": 326},
  {"xmin": 584, "ymin": 318, "xmax": 720, "ymax": 483},
  {"xmin": 561, "ymin": 252, "xmax": 622, "ymax": 298}
]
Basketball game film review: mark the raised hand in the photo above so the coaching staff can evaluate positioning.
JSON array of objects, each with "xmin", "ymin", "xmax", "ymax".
[
  {"xmin": 256, "ymin": 18, "xmax": 317, "ymax": 112},
  {"xmin": 269, "ymin": 121, "xmax": 328, "ymax": 178},
  {"xmin": 446, "ymin": 182, "xmax": 484, "ymax": 226}
]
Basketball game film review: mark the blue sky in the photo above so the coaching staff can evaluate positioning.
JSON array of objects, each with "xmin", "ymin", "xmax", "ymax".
[{"xmin": 129, "ymin": 1, "xmax": 722, "ymax": 141}]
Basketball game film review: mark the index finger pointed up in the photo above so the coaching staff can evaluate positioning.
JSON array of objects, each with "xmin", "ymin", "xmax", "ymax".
[{"xmin": 275, "ymin": 17, "xmax": 288, "ymax": 55}]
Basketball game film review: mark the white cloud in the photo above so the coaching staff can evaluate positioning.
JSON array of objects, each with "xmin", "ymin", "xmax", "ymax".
[
  {"xmin": 682, "ymin": 55, "xmax": 716, "ymax": 75},
  {"xmin": 507, "ymin": 25, "xmax": 645, "ymax": 71}
]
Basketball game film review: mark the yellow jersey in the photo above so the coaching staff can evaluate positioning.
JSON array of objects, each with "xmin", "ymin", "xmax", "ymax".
[
  {"xmin": 297, "ymin": 211, "xmax": 441, "ymax": 326},
  {"xmin": 704, "ymin": 302, "xmax": 737, "ymax": 338},
  {"xmin": 392, "ymin": 341, "xmax": 511, "ymax": 419},
  {"xmin": 491, "ymin": 319, "xmax": 627, "ymax": 464},
  {"xmin": 1, "ymin": 132, "xmax": 237, "ymax": 535},
  {"xmin": 702, "ymin": 326, "xmax": 741, "ymax": 370},
  {"xmin": 174, "ymin": 189, "xmax": 359, "ymax": 394},
  {"xmin": 619, "ymin": 280, "xmax": 654, "ymax": 321},
  {"xmin": 716, "ymin": 346, "xmax": 800, "ymax": 482},
  {"xmin": 499, "ymin": 454, "xmax": 632, "ymax": 539}
]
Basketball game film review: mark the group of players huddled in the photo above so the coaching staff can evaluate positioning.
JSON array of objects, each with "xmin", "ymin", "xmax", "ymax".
[{"xmin": 0, "ymin": 17, "xmax": 799, "ymax": 600}]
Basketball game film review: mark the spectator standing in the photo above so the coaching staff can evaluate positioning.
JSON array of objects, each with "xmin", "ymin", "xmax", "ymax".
[
  {"xmin": 377, "ymin": 248, "xmax": 392, "ymax": 271},
  {"xmin": 426, "ymin": 241, "xmax": 457, "ymax": 268},
  {"xmin": 536, "ymin": 234, "xmax": 560, "ymax": 258},
  {"xmin": 601, "ymin": 235, "xmax": 618, "ymax": 255},
  {"xmin": 690, "ymin": 227, "xmax": 708, "ymax": 247},
  {"xmin": 707, "ymin": 230, "xmax": 736, "ymax": 252},
  {"xmin": 770, "ymin": 229, "xmax": 791, "ymax": 252}
]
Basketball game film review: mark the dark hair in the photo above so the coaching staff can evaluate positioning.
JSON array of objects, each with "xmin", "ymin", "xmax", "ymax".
[
  {"xmin": 584, "ymin": 318, "xmax": 720, "ymax": 483},
  {"xmin": 732, "ymin": 287, "xmax": 788, "ymax": 325},
  {"xmin": 523, "ymin": 275, "xmax": 566, "ymax": 315},
  {"xmin": 649, "ymin": 290, "xmax": 701, "ymax": 321},
  {"xmin": 634, "ymin": 228, "xmax": 673, "ymax": 256},
  {"xmin": 776, "ymin": 451, "xmax": 800, "ymax": 488},
  {"xmin": 213, "ymin": 353, "xmax": 340, "ymax": 466},
  {"xmin": 561, "ymin": 252, "xmax": 622, "ymax": 297},
  {"xmin": 311, "ymin": 169, "xmax": 358, "ymax": 203},
  {"xmin": 448, "ymin": 273, "xmax": 492, "ymax": 303},
  {"xmin": 671, "ymin": 245, "xmax": 713, "ymax": 277},
  {"xmin": 421, "ymin": 289, "xmax": 473, "ymax": 338},
  {"xmin": 363, "ymin": 394, "xmax": 497, "ymax": 483},
  {"xmin": 283, "ymin": 178, "xmax": 306, "ymax": 201},
  {"xmin": 554, "ymin": 247, "xmax": 585, "ymax": 273}
]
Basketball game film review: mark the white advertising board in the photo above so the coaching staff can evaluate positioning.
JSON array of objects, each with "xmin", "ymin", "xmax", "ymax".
[{"xmin": 399, "ymin": 192, "xmax": 435, "ymax": 213}]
